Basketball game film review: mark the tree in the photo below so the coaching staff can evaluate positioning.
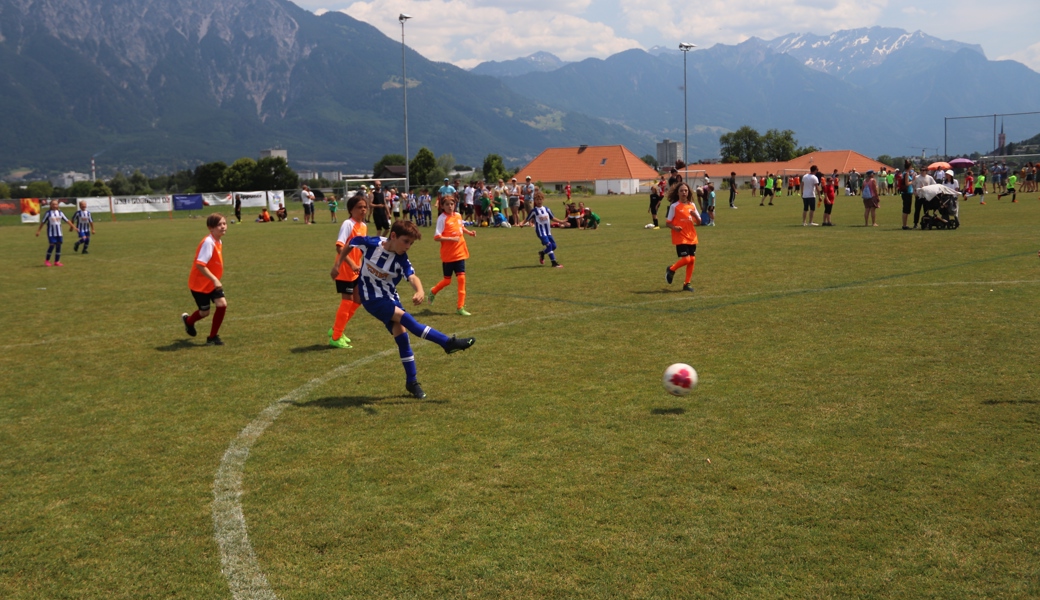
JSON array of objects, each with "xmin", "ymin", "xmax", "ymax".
[
  {"xmin": 108, "ymin": 173, "xmax": 132, "ymax": 196},
  {"xmin": 218, "ymin": 158, "xmax": 259, "ymax": 191},
  {"xmin": 0, "ymin": 181, "xmax": 9, "ymax": 199},
  {"xmin": 719, "ymin": 126, "xmax": 763, "ymax": 163},
  {"xmin": 254, "ymin": 157, "xmax": 299, "ymax": 191},
  {"xmin": 26, "ymin": 181, "xmax": 54, "ymax": 198},
  {"xmin": 194, "ymin": 161, "xmax": 227, "ymax": 193},
  {"xmin": 482, "ymin": 153, "xmax": 507, "ymax": 183},
  {"xmin": 90, "ymin": 180, "xmax": 113, "ymax": 197},
  {"xmin": 373, "ymin": 154, "xmax": 406, "ymax": 177},
  {"xmin": 409, "ymin": 147, "xmax": 437, "ymax": 186},
  {"xmin": 875, "ymin": 154, "xmax": 895, "ymax": 168},
  {"xmin": 795, "ymin": 145, "xmax": 820, "ymax": 157},
  {"xmin": 761, "ymin": 129, "xmax": 798, "ymax": 162},
  {"xmin": 129, "ymin": 170, "xmax": 152, "ymax": 194},
  {"xmin": 67, "ymin": 180, "xmax": 95, "ymax": 197},
  {"xmin": 641, "ymin": 154, "xmax": 659, "ymax": 168}
]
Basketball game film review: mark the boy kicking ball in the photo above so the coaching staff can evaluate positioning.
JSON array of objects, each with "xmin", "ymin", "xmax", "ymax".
[
  {"xmin": 182, "ymin": 214, "xmax": 228, "ymax": 346},
  {"xmin": 348, "ymin": 220, "xmax": 475, "ymax": 399}
]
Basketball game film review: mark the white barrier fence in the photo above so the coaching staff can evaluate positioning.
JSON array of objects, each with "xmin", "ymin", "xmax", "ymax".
[{"xmin": 17, "ymin": 191, "xmax": 288, "ymax": 223}]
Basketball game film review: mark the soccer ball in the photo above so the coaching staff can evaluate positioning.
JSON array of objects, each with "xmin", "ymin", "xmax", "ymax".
[
  {"xmin": 663, "ymin": 363, "xmax": 697, "ymax": 396},
  {"xmin": 644, "ymin": 223, "xmax": 655, "ymax": 229}
]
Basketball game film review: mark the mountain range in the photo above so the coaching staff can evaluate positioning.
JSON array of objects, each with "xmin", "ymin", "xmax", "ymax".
[{"xmin": 2, "ymin": 2, "xmax": 1038, "ymax": 177}]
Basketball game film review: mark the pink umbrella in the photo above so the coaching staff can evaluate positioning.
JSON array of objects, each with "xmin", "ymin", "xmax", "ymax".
[{"xmin": 949, "ymin": 157, "xmax": 975, "ymax": 168}]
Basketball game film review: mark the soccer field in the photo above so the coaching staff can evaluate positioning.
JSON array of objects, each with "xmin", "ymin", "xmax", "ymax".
[{"xmin": 2, "ymin": 192, "xmax": 1039, "ymax": 599}]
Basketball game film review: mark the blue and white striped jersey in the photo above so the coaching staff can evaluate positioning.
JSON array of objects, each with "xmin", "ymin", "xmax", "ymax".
[
  {"xmin": 526, "ymin": 206, "xmax": 555, "ymax": 239},
  {"xmin": 348, "ymin": 236, "xmax": 415, "ymax": 303},
  {"xmin": 73, "ymin": 210, "xmax": 93, "ymax": 234},
  {"xmin": 42, "ymin": 209, "xmax": 70, "ymax": 238}
]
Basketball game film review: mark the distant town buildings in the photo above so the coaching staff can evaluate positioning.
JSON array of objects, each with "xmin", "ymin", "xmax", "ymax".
[
  {"xmin": 260, "ymin": 148, "xmax": 288, "ymax": 161},
  {"xmin": 656, "ymin": 139, "xmax": 680, "ymax": 169},
  {"xmin": 50, "ymin": 171, "xmax": 91, "ymax": 188}
]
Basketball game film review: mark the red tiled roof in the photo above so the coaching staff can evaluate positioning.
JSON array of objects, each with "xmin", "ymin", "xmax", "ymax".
[
  {"xmin": 515, "ymin": 145, "xmax": 660, "ymax": 184},
  {"xmin": 690, "ymin": 151, "xmax": 888, "ymax": 179}
]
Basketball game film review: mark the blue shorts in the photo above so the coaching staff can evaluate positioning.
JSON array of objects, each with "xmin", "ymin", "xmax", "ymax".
[
  {"xmin": 442, "ymin": 260, "xmax": 466, "ymax": 277},
  {"xmin": 48, "ymin": 235, "xmax": 63, "ymax": 245},
  {"xmin": 362, "ymin": 296, "xmax": 403, "ymax": 326},
  {"xmin": 539, "ymin": 235, "xmax": 556, "ymax": 247}
]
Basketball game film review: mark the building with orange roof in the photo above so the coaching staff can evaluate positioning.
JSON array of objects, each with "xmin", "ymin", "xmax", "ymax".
[
  {"xmin": 514, "ymin": 145, "xmax": 660, "ymax": 195},
  {"xmin": 689, "ymin": 150, "xmax": 889, "ymax": 186}
]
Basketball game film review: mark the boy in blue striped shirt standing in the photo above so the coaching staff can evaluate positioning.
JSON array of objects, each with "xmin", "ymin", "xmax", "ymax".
[
  {"xmin": 72, "ymin": 201, "xmax": 95, "ymax": 254},
  {"xmin": 345, "ymin": 220, "xmax": 475, "ymax": 399},
  {"xmin": 522, "ymin": 190, "xmax": 566, "ymax": 267},
  {"xmin": 35, "ymin": 200, "xmax": 71, "ymax": 266}
]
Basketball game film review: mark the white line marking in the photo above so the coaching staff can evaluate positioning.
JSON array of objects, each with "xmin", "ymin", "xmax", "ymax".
[{"xmin": 212, "ymin": 277, "xmax": 1040, "ymax": 598}]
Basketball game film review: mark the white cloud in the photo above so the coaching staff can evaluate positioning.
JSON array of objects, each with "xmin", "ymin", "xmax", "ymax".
[
  {"xmin": 999, "ymin": 41, "xmax": 1040, "ymax": 73},
  {"xmin": 342, "ymin": 0, "xmax": 640, "ymax": 65}
]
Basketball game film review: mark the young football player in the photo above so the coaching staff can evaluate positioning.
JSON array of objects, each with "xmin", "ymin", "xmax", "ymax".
[{"xmin": 429, "ymin": 195, "xmax": 476, "ymax": 316}]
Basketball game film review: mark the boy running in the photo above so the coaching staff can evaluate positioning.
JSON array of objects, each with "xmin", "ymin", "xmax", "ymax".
[
  {"xmin": 523, "ymin": 190, "xmax": 566, "ymax": 268},
  {"xmin": 997, "ymin": 173, "xmax": 1018, "ymax": 202},
  {"xmin": 664, "ymin": 182, "xmax": 701, "ymax": 293},
  {"xmin": 72, "ymin": 201, "xmax": 95, "ymax": 254},
  {"xmin": 347, "ymin": 221, "xmax": 476, "ymax": 399},
  {"xmin": 429, "ymin": 196, "xmax": 476, "ymax": 316},
  {"xmin": 327, "ymin": 195, "xmax": 369, "ymax": 348},
  {"xmin": 182, "ymin": 214, "xmax": 229, "ymax": 345},
  {"xmin": 35, "ymin": 200, "xmax": 71, "ymax": 266}
]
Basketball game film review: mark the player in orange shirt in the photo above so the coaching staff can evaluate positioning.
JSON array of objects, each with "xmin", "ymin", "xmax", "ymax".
[
  {"xmin": 181, "ymin": 213, "xmax": 228, "ymax": 345},
  {"xmin": 664, "ymin": 182, "xmax": 701, "ymax": 293},
  {"xmin": 429, "ymin": 195, "xmax": 476, "ymax": 316},
  {"xmin": 327, "ymin": 195, "xmax": 369, "ymax": 348}
]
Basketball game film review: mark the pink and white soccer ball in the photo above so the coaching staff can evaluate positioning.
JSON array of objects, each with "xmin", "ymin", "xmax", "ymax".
[{"xmin": 663, "ymin": 363, "xmax": 697, "ymax": 396}]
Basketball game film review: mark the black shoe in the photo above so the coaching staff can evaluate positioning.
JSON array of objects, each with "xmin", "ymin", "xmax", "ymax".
[
  {"xmin": 902, "ymin": 226, "xmax": 910, "ymax": 230},
  {"xmin": 666, "ymin": 266, "xmax": 675, "ymax": 285},
  {"xmin": 73, "ymin": 241, "xmax": 80, "ymax": 252},
  {"xmin": 444, "ymin": 335, "xmax": 476, "ymax": 354},
  {"xmin": 406, "ymin": 381, "xmax": 426, "ymax": 399},
  {"xmin": 538, "ymin": 251, "xmax": 545, "ymax": 265},
  {"xmin": 206, "ymin": 335, "xmax": 224, "ymax": 346},
  {"xmin": 182, "ymin": 313, "xmax": 197, "ymax": 337},
  {"xmin": 682, "ymin": 284, "xmax": 694, "ymax": 293},
  {"xmin": 81, "ymin": 249, "xmax": 88, "ymax": 254}
]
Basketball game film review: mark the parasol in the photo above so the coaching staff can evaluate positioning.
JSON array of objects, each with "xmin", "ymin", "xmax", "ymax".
[
  {"xmin": 927, "ymin": 161, "xmax": 951, "ymax": 171},
  {"xmin": 948, "ymin": 157, "xmax": 975, "ymax": 168}
]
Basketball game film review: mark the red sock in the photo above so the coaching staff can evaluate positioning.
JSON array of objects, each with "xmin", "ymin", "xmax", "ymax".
[
  {"xmin": 431, "ymin": 276, "xmax": 452, "ymax": 295},
  {"xmin": 332, "ymin": 298, "xmax": 358, "ymax": 340},
  {"xmin": 669, "ymin": 255, "xmax": 694, "ymax": 273},
  {"xmin": 456, "ymin": 273, "xmax": 466, "ymax": 309},
  {"xmin": 186, "ymin": 310, "xmax": 204, "ymax": 325},
  {"xmin": 210, "ymin": 306, "xmax": 226, "ymax": 338},
  {"xmin": 684, "ymin": 256, "xmax": 696, "ymax": 283}
]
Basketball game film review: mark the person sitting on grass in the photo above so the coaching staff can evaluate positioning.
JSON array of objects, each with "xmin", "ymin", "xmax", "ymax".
[
  {"xmin": 256, "ymin": 208, "xmax": 272, "ymax": 222},
  {"xmin": 275, "ymin": 204, "xmax": 287, "ymax": 221},
  {"xmin": 346, "ymin": 220, "xmax": 476, "ymax": 399},
  {"xmin": 582, "ymin": 207, "xmax": 600, "ymax": 229}
]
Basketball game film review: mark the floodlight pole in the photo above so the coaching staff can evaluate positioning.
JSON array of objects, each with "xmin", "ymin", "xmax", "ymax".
[
  {"xmin": 679, "ymin": 43, "xmax": 696, "ymax": 180},
  {"xmin": 400, "ymin": 14, "xmax": 412, "ymax": 195}
]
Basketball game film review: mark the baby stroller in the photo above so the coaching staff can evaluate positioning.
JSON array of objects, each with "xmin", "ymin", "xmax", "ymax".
[{"xmin": 918, "ymin": 184, "xmax": 960, "ymax": 230}]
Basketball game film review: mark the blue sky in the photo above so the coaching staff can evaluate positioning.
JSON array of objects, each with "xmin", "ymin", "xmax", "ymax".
[{"xmin": 294, "ymin": 0, "xmax": 1040, "ymax": 72}]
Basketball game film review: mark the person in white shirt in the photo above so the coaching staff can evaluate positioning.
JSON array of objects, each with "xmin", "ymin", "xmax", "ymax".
[
  {"xmin": 912, "ymin": 170, "xmax": 936, "ymax": 229},
  {"xmin": 801, "ymin": 165, "xmax": 821, "ymax": 226},
  {"xmin": 301, "ymin": 185, "xmax": 315, "ymax": 225}
]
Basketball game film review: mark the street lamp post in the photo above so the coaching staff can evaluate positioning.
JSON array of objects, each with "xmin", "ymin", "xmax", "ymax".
[
  {"xmin": 400, "ymin": 14, "xmax": 412, "ymax": 195},
  {"xmin": 679, "ymin": 42, "xmax": 696, "ymax": 179}
]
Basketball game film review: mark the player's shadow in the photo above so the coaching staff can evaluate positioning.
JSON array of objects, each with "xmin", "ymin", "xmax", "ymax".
[
  {"xmin": 982, "ymin": 399, "xmax": 1039, "ymax": 405},
  {"xmin": 155, "ymin": 340, "xmax": 199, "ymax": 352},
  {"xmin": 651, "ymin": 407, "xmax": 686, "ymax": 415},
  {"xmin": 504, "ymin": 265, "xmax": 544, "ymax": 270},
  {"xmin": 295, "ymin": 395, "xmax": 448, "ymax": 414},
  {"xmin": 290, "ymin": 344, "xmax": 336, "ymax": 353},
  {"xmin": 631, "ymin": 289, "xmax": 678, "ymax": 295}
]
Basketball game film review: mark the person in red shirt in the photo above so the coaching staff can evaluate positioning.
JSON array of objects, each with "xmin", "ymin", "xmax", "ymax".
[
  {"xmin": 664, "ymin": 182, "xmax": 701, "ymax": 293},
  {"xmin": 182, "ymin": 214, "xmax": 228, "ymax": 345},
  {"xmin": 821, "ymin": 176, "xmax": 837, "ymax": 226},
  {"xmin": 429, "ymin": 195, "xmax": 476, "ymax": 316},
  {"xmin": 328, "ymin": 195, "xmax": 369, "ymax": 348}
]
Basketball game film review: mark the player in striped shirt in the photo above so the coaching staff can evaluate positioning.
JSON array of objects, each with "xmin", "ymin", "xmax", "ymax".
[
  {"xmin": 72, "ymin": 201, "xmax": 95, "ymax": 254},
  {"xmin": 181, "ymin": 214, "xmax": 228, "ymax": 345},
  {"xmin": 664, "ymin": 182, "xmax": 701, "ymax": 293},
  {"xmin": 348, "ymin": 220, "xmax": 476, "ymax": 399},
  {"xmin": 429, "ymin": 195, "xmax": 476, "ymax": 316},
  {"xmin": 35, "ymin": 200, "xmax": 71, "ymax": 266},
  {"xmin": 327, "ymin": 195, "xmax": 369, "ymax": 348},
  {"xmin": 522, "ymin": 190, "xmax": 566, "ymax": 267}
]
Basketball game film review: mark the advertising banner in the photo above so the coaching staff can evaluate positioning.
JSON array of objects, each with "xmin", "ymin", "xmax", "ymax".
[
  {"xmin": 173, "ymin": 194, "xmax": 204, "ymax": 211},
  {"xmin": 20, "ymin": 199, "xmax": 41, "ymax": 224},
  {"xmin": 267, "ymin": 190, "xmax": 285, "ymax": 211},
  {"xmin": 233, "ymin": 191, "xmax": 267, "ymax": 208},
  {"xmin": 0, "ymin": 200, "xmax": 17, "ymax": 215},
  {"xmin": 112, "ymin": 195, "xmax": 172, "ymax": 214},
  {"xmin": 203, "ymin": 193, "xmax": 232, "ymax": 206},
  {"xmin": 77, "ymin": 197, "xmax": 112, "ymax": 214}
]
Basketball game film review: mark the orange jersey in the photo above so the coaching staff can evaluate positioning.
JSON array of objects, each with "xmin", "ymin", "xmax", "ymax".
[
  {"xmin": 666, "ymin": 201, "xmax": 700, "ymax": 246},
  {"xmin": 188, "ymin": 235, "xmax": 223, "ymax": 293},
  {"xmin": 434, "ymin": 212, "xmax": 469, "ymax": 262},
  {"xmin": 335, "ymin": 218, "xmax": 367, "ymax": 281}
]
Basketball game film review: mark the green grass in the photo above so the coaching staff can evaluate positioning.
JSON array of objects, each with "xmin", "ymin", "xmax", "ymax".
[{"xmin": 2, "ymin": 191, "xmax": 1039, "ymax": 598}]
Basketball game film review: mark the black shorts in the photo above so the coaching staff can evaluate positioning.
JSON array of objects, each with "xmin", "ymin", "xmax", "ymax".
[
  {"xmin": 191, "ymin": 287, "xmax": 225, "ymax": 312},
  {"xmin": 764, "ymin": 188, "xmax": 774, "ymax": 197},
  {"xmin": 649, "ymin": 198, "xmax": 661, "ymax": 215},
  {"xmin": 335, "ymin": 279, "xmax": 355, "ymax": 295},
  {"xmin": 824, "ymin": 202, "xmax": 833, "ymax": 215},
  {"xmin": 901, "ymin": 193, "xmax": 913, "ymax": 214},
  {"xmin": 802, "ymin": 196, "xmax": 815, "ymax": 211},
  {"xmin": 303, "ymin": 203, "xmax": 314, "ymax": 215},
  {"xmin": 568, "ymin": 217, "xmax": 579, "ymax": 228},
  {"xmin": 675, "ymin": 244, "xmax": 697, "ymax": 258},
  {"xmin": 442, "ymin": 260, "xmax": 466, "ymax": 277},
  {"xmin": 373, "ymin": 208, "xmax": 390, "ymax": 230}
]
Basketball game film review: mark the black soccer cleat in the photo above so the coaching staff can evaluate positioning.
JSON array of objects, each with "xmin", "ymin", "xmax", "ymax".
[
  {"xmin": 682, "ymin": 284, "xmax": 695, "ymax": 293},
  {"xmin": 182, "ymin": 313, "xmax": 197, "ymax": 337},
  {"xmin": 538, "ymin": 251, "xmax": 545, "ymax": 265},
  {"xmin": 206, "ymin": 335, "xmax": 224, "ymax": 346},
  {"xmin": 73, "ymin": 241, "xmax": 80, "ymax": 252},
  {"xmin": 666, "ymin": 266, "xmax": 675, "ymax": 285},
  {"xmin": 443, "ymin": 336, "xmax": 476, "ymax": 354},
  {"xmin": 406, "ymin": 381, "xmax": 427, "ymax": 400}
]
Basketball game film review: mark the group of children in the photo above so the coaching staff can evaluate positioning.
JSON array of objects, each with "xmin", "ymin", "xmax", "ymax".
[{"xmin": 34, "ymin": 200, "xmax": 95, "ymax": 266}]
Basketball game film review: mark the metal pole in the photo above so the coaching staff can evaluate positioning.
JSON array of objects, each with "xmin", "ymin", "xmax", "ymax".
[
  {"xmin": 679, "ymin": 43, "xmax": 695, "ymax": 182},
  {"xmin": 944, "ymin": 117, "xmax": 947, "ymax": 158},
  {"xmin": 400, "ymin": 15, "xmax": 412, "ymax": 195}
]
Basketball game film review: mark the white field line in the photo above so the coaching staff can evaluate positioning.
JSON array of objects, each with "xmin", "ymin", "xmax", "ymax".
[{"xmin": 209, "ymin": 276, "xmax": 1040, "ymax": 599}]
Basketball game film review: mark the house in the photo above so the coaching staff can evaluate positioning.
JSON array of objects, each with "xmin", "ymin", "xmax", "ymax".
[
  {"xmin": 684, "ymin": 151, "xmax": 890, "ymax": 189},
  {"xmin": 514, "ymin": 145, "xmax": 660, "ymax": 195}
]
